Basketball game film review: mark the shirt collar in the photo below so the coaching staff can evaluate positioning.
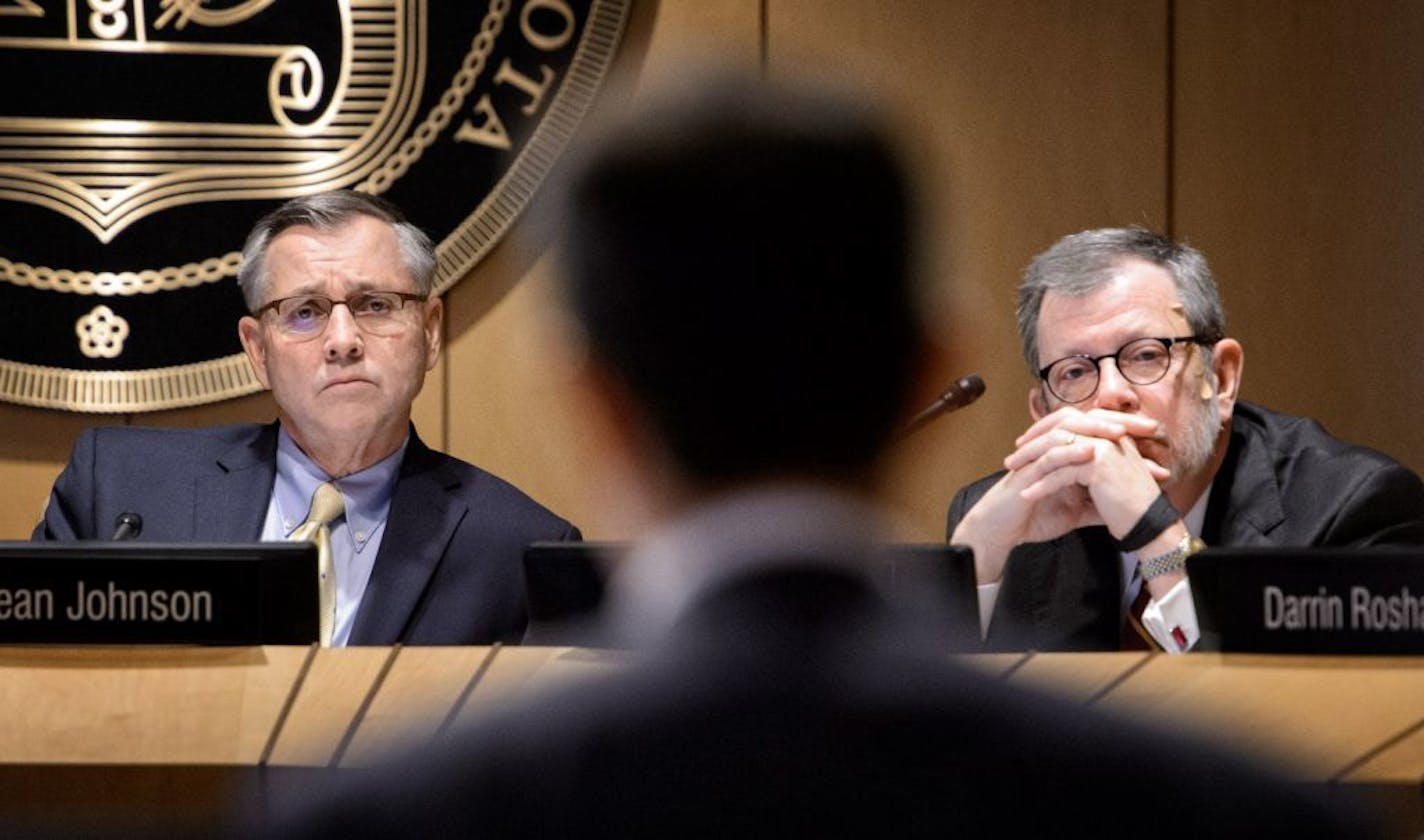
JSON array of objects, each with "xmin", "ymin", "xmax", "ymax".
[{"xmin": 273, "ymin": 425, "xmax": 406, "ymax": 552}]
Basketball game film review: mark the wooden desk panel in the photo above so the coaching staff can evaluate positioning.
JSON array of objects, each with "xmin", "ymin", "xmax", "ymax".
[
  {"xmin": 950, "ymin": 652, "xmax": 1031, "ymax": 679},
  {"xmin": 0, "ymin": 647, "xmax": 1417, "ymax": 835},
  {"xmin": 1337, "ymin": 720, "xmax": 1424, "ymax": 785},
  {"xmin": 1089, "ymin": 654, "xmax": 1424, "ymax": 780},
  {"xmin": 263, "ymin": 646, "xmax": 394, "ymax": 767},
  {"xmin": 444, "ymin": 645, "xmax": 588, "ymax": 731},
  {"xmin": 0, "ymin": 645, "xmax": 308, "ymax": 764},
  {"xmin": 1002, "ymin": 651, "xmax": 1151, "ymax": 704},
  {"xmin": 339, "ymin": 645, "xmax": 496, "ymax": 767}
]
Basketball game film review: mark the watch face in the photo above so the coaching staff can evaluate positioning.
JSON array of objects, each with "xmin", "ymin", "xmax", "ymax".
[{"xmin": 0, "ymin": 0, "xmax": 629, "ymax": 412}]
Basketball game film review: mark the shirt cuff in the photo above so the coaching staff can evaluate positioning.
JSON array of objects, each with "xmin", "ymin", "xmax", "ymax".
[
  {"xmin": 976, "ymin": 581, "xmax": 1000, "ymax": 640},
  {"xmin": 1141, "ymin": 577, "xmax": 1200, "ymax": 653}
]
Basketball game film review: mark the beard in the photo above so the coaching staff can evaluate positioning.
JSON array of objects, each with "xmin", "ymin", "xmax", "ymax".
[{"xmin": 1168, "ymin": 378, "xmax": 1224, "ymax": 486}]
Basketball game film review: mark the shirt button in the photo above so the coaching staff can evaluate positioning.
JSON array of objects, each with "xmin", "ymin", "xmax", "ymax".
[{"xmin": 354, "ymin": 530, "xmax": 367, "ymax": 542}]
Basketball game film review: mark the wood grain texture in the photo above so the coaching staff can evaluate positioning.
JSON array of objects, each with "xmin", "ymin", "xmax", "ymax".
[{"xmin": 1173, "ymin": 0, "xmax": 1424, "ymax": 475}]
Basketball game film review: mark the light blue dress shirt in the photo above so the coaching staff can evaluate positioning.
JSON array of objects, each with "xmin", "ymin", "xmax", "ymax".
[{"xmin": 261, "ymin": 426, "xmax": 405, "ymax": 646}]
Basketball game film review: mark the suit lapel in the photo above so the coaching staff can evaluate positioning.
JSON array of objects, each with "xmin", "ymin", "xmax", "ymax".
[
  {"xmin": 349, "ymin": 432, "xmax": 466, "ymax": 645},
  {"xmin": 1202, "ymin": 420, "xmax": 1285, "ymax": 545},
  {"xmin": 194, "ymin": 424, "xmax": 278, "ymax": 541}
]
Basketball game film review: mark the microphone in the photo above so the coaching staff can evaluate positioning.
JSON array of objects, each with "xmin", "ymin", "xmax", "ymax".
[
  {"xmin": 897, "ymin": 374, "xmax": 986, "ymax": 440},
  {"xmin": 111, "ymin": 512, "xmax": 143, "ymax": 541}
]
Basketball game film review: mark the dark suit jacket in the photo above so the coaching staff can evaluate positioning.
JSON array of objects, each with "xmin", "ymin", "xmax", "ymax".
[
  {"xmin": 33, "ymin": 422, "xmax": 580, "ymax": 645},
  {"xmin": 947, "ymin": 401, "xmax": 1424, "ymax": 651},
  {"xmin": 260, "ymin": 562, "xmax": 1365, "ymax": 838}
]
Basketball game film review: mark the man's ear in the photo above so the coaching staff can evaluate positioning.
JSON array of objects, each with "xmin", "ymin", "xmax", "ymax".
[
  {"xmin": 238, "ymin": 316, "xmax": 270, "ymax": 389},
  {"xmin": 1208, "ymin": 338, "xmax": 1243, "ymax": 423},
  {"xmin": 422, "ymin": 296, "xmax": 444, "ymax": 371},
  {"xmin": 1028, "ymin": 385, "xmax": 1048, "ymax": 421}
]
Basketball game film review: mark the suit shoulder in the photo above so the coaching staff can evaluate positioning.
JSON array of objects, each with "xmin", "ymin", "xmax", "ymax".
[
  {"xmin": 420, "ymin": 449, "xmax": 577, "ymax": 534},
  {"xmin": 86, "ymin": 422, "xmax": 263, "ymax": 442},
  {"xmin": 1237, "ymin": 401, "xmax": 1415, "ymax": 477},
  {"xmin": 79, "ymin": 423, "xmax": 267, "ymax": 458}
]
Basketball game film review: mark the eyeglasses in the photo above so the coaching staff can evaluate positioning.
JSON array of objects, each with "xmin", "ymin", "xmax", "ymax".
[
  {"xmin": 254, "ymin": 291, "xmax": 427, "ymax": 339},
  {"xmin": 1038, "ymin": 335, "xmax": 1208, "ymax": 404}
]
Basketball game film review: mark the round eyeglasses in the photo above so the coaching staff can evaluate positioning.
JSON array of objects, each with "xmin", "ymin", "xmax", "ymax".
[
  {"xmin": 254, "ymin": 291, "xmax": 426, "ymax": 339},
  {"xmin": 1038, "ymin": 335, "xmax": 1207, "ymax": 404}
]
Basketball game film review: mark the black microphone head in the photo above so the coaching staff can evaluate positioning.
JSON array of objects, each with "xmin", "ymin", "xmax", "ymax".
[
  {"xmin": 952, "ymin": 374, "xmax": 986, "ymax": 407},
  {"xmin": 112, "ymin": 512, "xmax": 143, "ymax": 540},
  {"xmin": 896, "ymin": 373, "xmax": 987, "ymax": 441}
]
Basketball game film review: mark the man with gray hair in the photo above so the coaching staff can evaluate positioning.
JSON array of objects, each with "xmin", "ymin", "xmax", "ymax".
[
  {"xmin": 948, "ymin": 227, "xmax": 1424, "ymax": 652},
  {"xmin": 35, "ymin": 190, "xmax": 578, "ymax": 645}
]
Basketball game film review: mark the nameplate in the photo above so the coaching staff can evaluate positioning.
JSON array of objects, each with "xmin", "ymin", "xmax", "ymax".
[
  {"xmin": 0, "ymin": 543, "xmax": 317, "ymax": 645},
  {"xmin": 1188, "ymin": 548, "xmax": 1424, "ymax": 654}
]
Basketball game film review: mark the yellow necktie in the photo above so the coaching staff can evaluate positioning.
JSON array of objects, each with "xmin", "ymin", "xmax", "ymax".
[{"xmin": 290, "ymin": 482, "xmax": 345, "ymax": 646}]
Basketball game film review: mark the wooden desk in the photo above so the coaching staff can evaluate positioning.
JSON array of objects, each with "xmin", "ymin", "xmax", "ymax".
[{"xmin": 0, "ymin": 647, "xmax": 1418, "ymax": 834}]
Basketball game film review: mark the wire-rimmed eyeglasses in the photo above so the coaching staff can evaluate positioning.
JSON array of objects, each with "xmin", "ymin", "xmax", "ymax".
[{"xmin": 254, "ymin": 291, "xmax": 427, "ymax": 339}]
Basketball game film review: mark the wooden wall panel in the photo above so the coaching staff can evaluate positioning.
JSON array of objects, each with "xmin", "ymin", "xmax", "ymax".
[
  {"xmin": 439, "ymin": 0, "xmax": 764, "ymax": 538},
  {"xmin": 764, "ymin": 0, "xmax": 1169, "ymax": 538},
  {"xmin": 6, "ymin": 0, "xmax": 1420, "ymax": 547},
  {"xmin": 0, "ymin": 407, "xmax": 97, "ymax": 540},
  {"xmin": 1173, "ymin": 1, "xmax": 1424, "ymax": 474}
]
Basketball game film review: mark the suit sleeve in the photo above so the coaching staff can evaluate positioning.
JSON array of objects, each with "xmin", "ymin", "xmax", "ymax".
[
  {"xmin": 32, "ymin": 428, "xmax": 100, "ymax": 541},
  {"xmin": 945, "ymin": 485, "xmax": 974, "ymax": 541},
  {"xmin": 946, "ymin": 472, "xmax": 1003, "ymax": 542}
]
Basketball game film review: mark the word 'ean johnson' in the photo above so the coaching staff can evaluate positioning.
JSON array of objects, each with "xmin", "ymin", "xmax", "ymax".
[{"xmin": 0, "ymin": 581, "xmax": 213, "ymax": 624}]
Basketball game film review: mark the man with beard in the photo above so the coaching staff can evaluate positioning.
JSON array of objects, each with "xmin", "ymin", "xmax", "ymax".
[{"xmin": 947, "ymin": 228, "xmax": 1424, "ymax": 652}]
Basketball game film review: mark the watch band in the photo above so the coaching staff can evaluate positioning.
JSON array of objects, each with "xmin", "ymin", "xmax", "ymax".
[
  {"xmin": 1117, "ymin": 491, "xmax": 1181, "ymax": 552},
  {"xmin": 1139, "ymin": 532, "xmax": 1206, "ymax": 580}
]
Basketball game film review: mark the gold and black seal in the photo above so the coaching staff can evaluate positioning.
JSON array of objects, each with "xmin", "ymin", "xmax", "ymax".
[{"xmin": 0, "ymin": 0, "xmax": 629, "ymax": 411}]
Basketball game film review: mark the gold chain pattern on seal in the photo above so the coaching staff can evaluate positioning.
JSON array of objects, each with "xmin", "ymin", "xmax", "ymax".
[
  {"xmin": 1, "ymin": 0, "xmax": 512, "ymax": 295},
  {"xmin": 0, "ymin": 353, "xmax": 262, "ymax": 413},
  {"xmin": 362, "ymin": 0, "xmax": 511, "ymax": 194},
  {"xmin": 0, "ymin": 253, "xmax": 242, "ymax": 295},
  {"xmin": 0, "ymin": 0, "xmax": 630, "ymax": 412}
]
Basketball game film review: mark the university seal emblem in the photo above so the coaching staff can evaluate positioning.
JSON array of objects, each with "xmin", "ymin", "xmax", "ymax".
[{"xmin": 0, "ymin": 0, "xmax": 630, "ymax": 411}]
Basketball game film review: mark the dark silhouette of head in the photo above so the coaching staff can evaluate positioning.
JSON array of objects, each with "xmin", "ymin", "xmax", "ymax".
[{"xmin": 557, "ymin": 80, "xmax": 924, "ymax": 489}]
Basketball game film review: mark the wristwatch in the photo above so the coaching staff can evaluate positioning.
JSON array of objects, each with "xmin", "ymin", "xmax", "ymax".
[{"xmin": 1139, "ymin": 532, "xmax": 1207, "ymax": 580}]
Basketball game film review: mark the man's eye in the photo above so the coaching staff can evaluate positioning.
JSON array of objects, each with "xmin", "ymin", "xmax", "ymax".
[
  {"xmin": 351, "ymin": 294, "xmax": 395, "ymax": 315},
  {"xmin": 289, "ymin": 301, "xmax": 323, "ymax": 321},
  {"xmin": 1056, "ymin": 361, "xmax": 1092, "ymax": 382},
  {"xmin": 1126, "ymin": 347, "xmax": 1166, "ymax": 365}
]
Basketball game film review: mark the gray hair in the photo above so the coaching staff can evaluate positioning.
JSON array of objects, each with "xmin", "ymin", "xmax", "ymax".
[
  {"xmin": 236, "ymin": 190, "xmax": 437, "ymax": 312},
  {"xmin": 1016, "ymin": 227, "xmax": 1225, "ymax": 373}
]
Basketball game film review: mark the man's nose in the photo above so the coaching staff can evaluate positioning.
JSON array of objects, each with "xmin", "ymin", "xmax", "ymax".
[
  {"xmin": 1092, "ymin": 357, "xmax": 1138, "ymax": 410},
  {"xmin": 323, "ymin": 304, "xmax": 364, "ymax": 360}
]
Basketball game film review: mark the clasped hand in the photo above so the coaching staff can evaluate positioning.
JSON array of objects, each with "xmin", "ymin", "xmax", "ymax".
[{"xmin": 953, "ymin": 407, "xmax": 1169, "ymax": 584}]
